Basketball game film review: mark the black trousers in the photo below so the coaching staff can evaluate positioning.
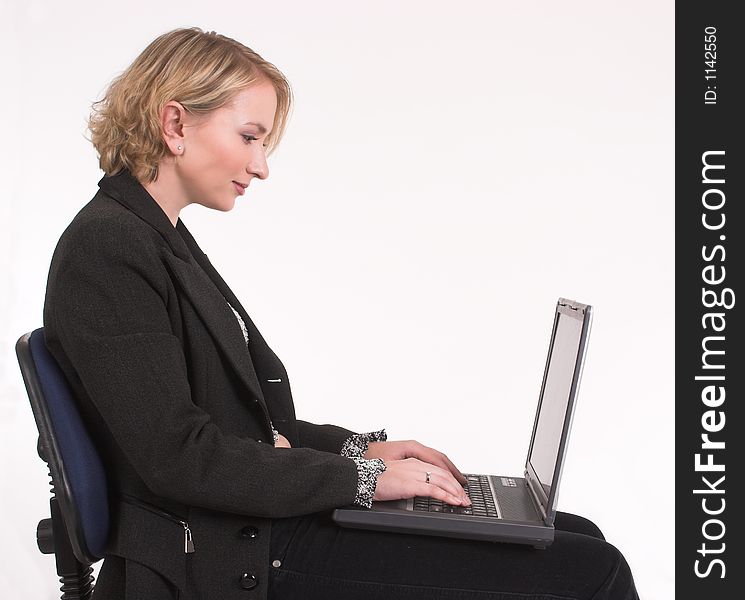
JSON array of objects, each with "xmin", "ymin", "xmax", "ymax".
[{"xmin": 268, "ymin": 510, "xmax": 639, "ymax": 599}]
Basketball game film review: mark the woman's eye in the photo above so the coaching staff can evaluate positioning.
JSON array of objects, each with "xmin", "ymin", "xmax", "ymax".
[{"xmin": 242, "ymin": 134, "xmax": 269, "ymax": 148}]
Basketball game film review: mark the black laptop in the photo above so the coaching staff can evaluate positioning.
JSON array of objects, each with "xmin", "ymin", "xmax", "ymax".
[{"xmin": 332, "ymin": 298, "xmax": 593, "ymax": 548}]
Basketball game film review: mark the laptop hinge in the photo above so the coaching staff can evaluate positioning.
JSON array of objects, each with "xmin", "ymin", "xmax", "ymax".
[{"xmin": 525, "ymin": 470, "xmax": 549, "ymax": 523}]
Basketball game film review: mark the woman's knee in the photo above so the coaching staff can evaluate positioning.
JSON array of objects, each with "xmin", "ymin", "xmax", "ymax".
[
  {"xmin": 590, "ymin": 541, "xmax": 638, "ymax": 600},
  {"xmin": 554, "ymin": 511, "xmax": 606, "ymax": 540},
  {"xmin": 554, "ymin": 534, "xmax": 637, "ymax": 600}
]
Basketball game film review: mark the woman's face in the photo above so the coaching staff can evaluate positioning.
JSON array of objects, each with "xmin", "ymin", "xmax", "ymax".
[{"xmin": 176, "ymin": 80, "xmax": 277, "ymax": 212}]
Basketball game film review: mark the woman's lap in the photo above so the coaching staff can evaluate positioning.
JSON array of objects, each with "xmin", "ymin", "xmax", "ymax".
[{"xmin": 268, "ymin": 510, "xmax": 636, "ymax": 600}]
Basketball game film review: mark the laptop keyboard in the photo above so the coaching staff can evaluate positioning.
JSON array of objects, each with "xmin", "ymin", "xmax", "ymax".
[{"xmin": 413, "ymin": 474, "xmax": 500, "ymax": 517}]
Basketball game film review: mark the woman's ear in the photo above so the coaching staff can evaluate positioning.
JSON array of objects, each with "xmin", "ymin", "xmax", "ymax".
[{"xmin": 161, "ymin": 101, "xmax": 187, "ymax": 156}]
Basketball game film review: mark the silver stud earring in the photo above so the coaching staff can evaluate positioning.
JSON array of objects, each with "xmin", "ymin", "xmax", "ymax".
[{"xmin": 177, "ymin": 145, "xmax": 183, "ymax": 151}]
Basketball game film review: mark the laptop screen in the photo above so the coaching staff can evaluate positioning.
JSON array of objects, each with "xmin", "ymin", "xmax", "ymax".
[{"xmin": 527, "ymin": 304, "xmax": 586, "ymax": 503}]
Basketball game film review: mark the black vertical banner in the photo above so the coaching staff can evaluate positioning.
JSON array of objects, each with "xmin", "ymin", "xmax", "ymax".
[{"xmin": 677, "ymin": 2, "xmax": 743, "ymax": 599}]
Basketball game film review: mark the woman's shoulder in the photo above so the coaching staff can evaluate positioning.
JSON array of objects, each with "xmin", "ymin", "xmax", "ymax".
[
  {"xmin": 54, "ymin": 187, "xmax": 165, "ymax": 259},
  {"xmin": 45, "ymin": 187, "xmax": 174, "ymax": 308},
  {"xmin": 67, "ymin": 186, "xmax": 157, "ymax": 235},
  {"xmin": 45, "ymin": 193, "xmax": 175, "ymax": 305}
]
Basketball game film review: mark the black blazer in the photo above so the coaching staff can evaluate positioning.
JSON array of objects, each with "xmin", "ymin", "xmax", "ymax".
[{"xmin": 43, "ymin": 170, "xmax": 362, "ymax": 599}]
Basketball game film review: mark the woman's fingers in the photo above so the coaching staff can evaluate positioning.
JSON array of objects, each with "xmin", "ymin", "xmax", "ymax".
[
  {"xmin": 274, "ymin": 433, "xmax": 292, "ymax": 448},
  {"xmin": 429, "ymin": 452, "xmax": 468, "ymax": 486},
  {"xmin": 420, "ymin": 466, "xmax": 470, "ymax": 505},
  {"xmin": 404, "ymin": 459, "xmax": 469, "ymax": 505},
  {"xmin": 411, "ymin": 442, "xmax": 468, "ymax": 486},
  {"xmin": 368, "ymin": 440, "xmax": 467, "ymax": 486},
  {"xmin": 424, "ymin": 481, "xmax": 470, "ymax": 506},
  {"xmin": 372, "ymin": 458, "xmax": 471, "ymax": 505}
]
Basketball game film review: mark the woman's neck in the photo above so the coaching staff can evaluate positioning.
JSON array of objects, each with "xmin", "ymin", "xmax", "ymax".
[{"xmin": 142, "ymin": 165, "xmax": 190, "ymax": 227}]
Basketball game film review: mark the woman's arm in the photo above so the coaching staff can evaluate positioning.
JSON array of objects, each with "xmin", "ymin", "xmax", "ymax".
[
  {"xmin": 44, "ymin": 213, "xmax": 361, "ymax": 519},
  {"xmin": 294, "ymin": 420, "xmax": 358, "ymax": 454}
]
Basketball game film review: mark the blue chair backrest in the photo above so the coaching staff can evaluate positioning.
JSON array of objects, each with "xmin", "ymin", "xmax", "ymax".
[{"xmin": 17, "ymin": 328, "xmax": 109, "ymax": 562}]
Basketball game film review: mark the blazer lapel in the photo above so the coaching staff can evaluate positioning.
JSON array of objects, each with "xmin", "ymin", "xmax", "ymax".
[
  {"xmin": 175, "ymin": 221, "xmax": 265, "ymax": 347},
  {"xmin": 163, "ymin": 254, "xmax": 271, "ymax": 417},
  {"xmin": 98, "ymin": 171, "xmax": 272, "ymax": 426}
]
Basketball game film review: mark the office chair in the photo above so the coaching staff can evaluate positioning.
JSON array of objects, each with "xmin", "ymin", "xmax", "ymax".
[{"xmin": 16, "ymin": 328, "xmax": 109, "ymax": 600}]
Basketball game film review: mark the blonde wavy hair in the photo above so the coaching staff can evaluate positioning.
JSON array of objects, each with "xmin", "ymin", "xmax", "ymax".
[{"xmin": 89, "ymin": 27, "xmax": 293, "ymax": 183}]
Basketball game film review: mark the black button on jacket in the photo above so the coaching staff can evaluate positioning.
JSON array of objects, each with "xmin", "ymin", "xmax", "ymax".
[{"xmin": 43, "ymin": 170, "xmax": 361, "ymax": 599}]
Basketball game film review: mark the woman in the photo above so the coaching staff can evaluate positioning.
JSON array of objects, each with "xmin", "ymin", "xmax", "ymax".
[{"xmin": 43, "ymin": 27, "xmax": 639, "ymax": 600}]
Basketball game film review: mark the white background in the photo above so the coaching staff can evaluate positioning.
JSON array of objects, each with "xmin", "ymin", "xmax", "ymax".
[{"xmin": 0, "ymin": 1, "xmax": 674, "ymax": 598}]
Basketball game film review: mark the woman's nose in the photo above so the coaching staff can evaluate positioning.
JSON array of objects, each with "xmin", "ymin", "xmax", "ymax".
[{"xmin": 248, "ymin": 151, "xmax": 269, "ymax": 180}]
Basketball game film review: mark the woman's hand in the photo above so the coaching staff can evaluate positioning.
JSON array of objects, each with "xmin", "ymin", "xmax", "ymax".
[
  {"xmin": 372, "ymin": 457, "xmax": 471, "ymax": 506},
  {"xmin": 364, "ymin": 440, "xmax": 467, "ymax": 486},
  {"xmin": 275, "ymin": 433, "xmax": 292, "ymax": 448}
]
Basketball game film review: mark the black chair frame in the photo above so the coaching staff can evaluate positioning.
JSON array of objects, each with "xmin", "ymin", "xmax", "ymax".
[{"xmin": 17, "ymin": 330, "xmax": 102, "ymax": 600}]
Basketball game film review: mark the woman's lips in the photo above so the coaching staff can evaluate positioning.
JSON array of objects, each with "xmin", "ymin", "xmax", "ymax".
[{"xmin": 232, "ymin": 181, "xmax": 247, "ymax": 196}]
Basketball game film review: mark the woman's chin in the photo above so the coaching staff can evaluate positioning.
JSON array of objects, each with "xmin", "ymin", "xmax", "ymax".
[{"xmin": 202, "ymin": 198, "xmax": 238, "ymax": 213}]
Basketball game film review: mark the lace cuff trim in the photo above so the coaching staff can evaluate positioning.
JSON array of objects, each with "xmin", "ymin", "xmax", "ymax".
[
  {"xmin": 349, "ymin": 457, "xmax": 387, "ymax": 509},
  {"xmin": 340, "ymin": 429, "xmax": 388, "ymax": 458}
]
